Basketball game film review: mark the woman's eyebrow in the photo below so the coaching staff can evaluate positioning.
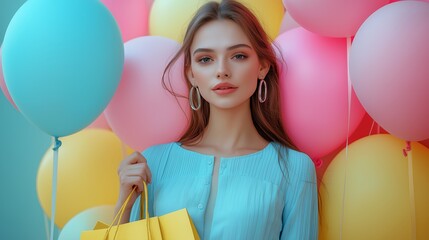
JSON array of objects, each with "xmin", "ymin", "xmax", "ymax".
[
  {"xmin": 227, "ymin": 43, "xmax": 252, "ymax": 51},
  {"xmin": 193, "ymin": 43, "xmax": 252, "ymax": 56}
]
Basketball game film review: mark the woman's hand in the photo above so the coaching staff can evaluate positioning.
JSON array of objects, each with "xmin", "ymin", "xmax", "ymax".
[{"xmin": 114, "ymin": 152, "xmax": 152, "ymax": 221}]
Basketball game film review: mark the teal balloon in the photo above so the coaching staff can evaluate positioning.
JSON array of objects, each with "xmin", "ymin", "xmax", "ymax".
[{"xmin": 1, "ymin": 0, "xmax": 124, "ymax": 137}]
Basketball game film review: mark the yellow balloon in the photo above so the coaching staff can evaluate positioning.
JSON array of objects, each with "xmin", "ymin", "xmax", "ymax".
[
  {"xmin": 237, "ymin": 0, "xmax": 284, "ymax": 40},
  {"xmin": 149, "ymin": 0, "xmax": 212, "ymax": 42},
  {"xmin": 36, "ymin": 129, "xmax": 133, "ymax": 228},
  {"xmin": 319, "ymin": 134, "xmax": 429, "ymax": 240},
  {"xmin": 149, "ymin": 0, "xmax": 284, "ymax": 42}
]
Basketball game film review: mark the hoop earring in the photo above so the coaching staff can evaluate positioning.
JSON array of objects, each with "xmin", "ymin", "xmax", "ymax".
[
  {"xmin": 258, "ymin": 79, "xmax": 267, "ymax": 103},
  {"xmin": 189, "ymin": 85, "xmax": 201, "ymax": 110}
]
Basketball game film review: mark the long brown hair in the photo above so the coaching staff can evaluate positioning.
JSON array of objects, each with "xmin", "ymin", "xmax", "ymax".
[{"xmin": 162, "ymin": 0, "xmax": 297, "ymax": 152}]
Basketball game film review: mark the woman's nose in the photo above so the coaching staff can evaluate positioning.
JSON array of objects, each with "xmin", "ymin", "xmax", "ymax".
[
  {"xmin": 216, "ymin": 60, "xmax": 231, "ymax": 79},
  {"xmin": 217, "ymin": 72, "xmax": 230, "ymax": 78}
]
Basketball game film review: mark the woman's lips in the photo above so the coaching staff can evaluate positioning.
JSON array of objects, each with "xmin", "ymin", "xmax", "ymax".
[
  {"xmin": 212, "ymin": 83, "xmax": 238, "ymax": 95},
  {"xmin": 213, "ymin": 88, "xmax": 237, "ymax": 95}
]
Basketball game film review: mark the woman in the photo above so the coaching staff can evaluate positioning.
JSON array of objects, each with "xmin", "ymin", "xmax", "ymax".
[{"xmin": 115, "ymin": 1, "xmax": 318, "ymax": 239}]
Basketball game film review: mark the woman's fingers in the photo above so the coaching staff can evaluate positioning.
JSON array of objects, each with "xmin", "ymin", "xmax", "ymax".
[
  {"xmin": 116, "ymin": 152, "xmax": 153, "ymax": 213},
  {"xmin": 120, "ymin": 175, "xmax": 144, "ymax": 192},
  {"xmin": 121, "ymin": 164, "xmax": 151, "ymax": 184},
  {"xmin": 118, "ymin": 151, "xmax": 146, "ymax": 171},
  {"xmin": 118, "ymin": 152, "xmax": 152, "ymax": 186}
]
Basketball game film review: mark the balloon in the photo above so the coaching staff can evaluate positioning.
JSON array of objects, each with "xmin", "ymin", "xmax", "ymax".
[
  {"xmin": 283, "ymin": 0, "xmax": 389, "ymax": 37},
  {"xmin": 237, "ymin": 0, "xmax": 284, "ymax": 40},
  {"xmin": 100, "ymin": 0, "xmax": 149, "ymax": 42},
  {"xmin": 58, "ymin": 205, "xmax": 115, "ymax": 240},
  {"xmin": 1, "ymin": 0, "xmax": 124, "ymax": 137},
  {"xmin": 87, "ymin": 112, "xmax": 111, "ymax": 130},
  {"xmin": 319, "ymin": 134, "xmax": 429, "ymax": 240},
  {"xmin": 279, "ymin": 11, "xmax": 300, "ymax": 34},
  {"xmin": 105, "ymin": 36, "xmax": 190, "ymax": 151},
  {"xmin": 348, "ymin": 113, "xmax": 388, "ymax": 143},
  {"xmin": 317, "ymin": 113, "xmax": 390, "ymax": 183},
  {"xmin": 36, "ymin": 129, "xmax": 133, "ymax": 228},
  {"xmin": 275, "ymin": 28, "xmax": 366, "ymax": 159},
  {"xmin": 149, "ymin": 0, "xmax": 284, "ymax": 42},
  {"xmin": 349, "ymin": 1, "xmax": 429, "ymax": 141},
  {"xmin": 149, "ymin": 0, "xmax": 210, "ymax": 42},
  {"xmin": 0, "ymin": 48, "xmax": 16, "ymax": 108}
]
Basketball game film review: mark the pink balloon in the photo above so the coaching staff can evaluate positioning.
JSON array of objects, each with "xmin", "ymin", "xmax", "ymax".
[
  {"xmin": 0, "ymin": 48, "xmax": 17, "ymax": 109},
  {"xmin": 105, "ymin": 36, "xmax": 190, "ymax": 151},
  {"xmin": 101, "ymin": 0, "xmax": 149, "ymax": 42},
  {"xmin": 87, "ymin": 112, "xmax": 111, "ymax": 130},
  {"xmin": 279, "ymin": 11, "xmax": 300, "ymax": 34},
  {"xmin": 283, "ymin": 0, "xmax": 389, "ymax": 37},
  {"xmin": 350, "ymin": 1, "xmax": 429, "ymax": 141},
  {"xmin": 275, "ymin": 28, "xmax": 366, "ymax": 159}
]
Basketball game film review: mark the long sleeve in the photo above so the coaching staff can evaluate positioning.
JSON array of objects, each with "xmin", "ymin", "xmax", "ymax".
[
  {"xmin": 280, "ymin": 153, "xmax": 319, "ymax": 240},
  {"xmin": 129, "ymin": 142, "xmax": 319, "ymax": 239}
]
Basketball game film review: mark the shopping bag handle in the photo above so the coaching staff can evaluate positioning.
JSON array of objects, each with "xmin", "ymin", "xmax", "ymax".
[{"xmin": 104, "ymin": 181, "xmax": 151, "ymax": 240}]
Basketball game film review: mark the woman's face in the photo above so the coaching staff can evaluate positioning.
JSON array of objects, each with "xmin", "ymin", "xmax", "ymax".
[{"xmin": 187, "ymin": 19, "xmax": 269, "ymax": 110}]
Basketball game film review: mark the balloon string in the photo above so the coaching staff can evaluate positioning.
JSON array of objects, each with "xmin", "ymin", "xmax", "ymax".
[
  {"xmin": 403, "ymin": 141, "xmax": 416, "ymax": 240},
  {"xmin": 369, "ymin": 120, "xmax": 375, "ymax": 136},
  {"xmin": 340, "ymin": 36, "xmax": 352, "ymax": 240},
  {"xmin": 50, "ymin": 136, "xmax": 62, "ymax": 240},
  {"xmin": 44, "ymin": 213, "xmax": 50, "ymax": 240}
]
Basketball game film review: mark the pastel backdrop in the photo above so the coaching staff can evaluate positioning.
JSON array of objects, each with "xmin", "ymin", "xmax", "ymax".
[
  {"xmin": 1, "ymin": 1, "xmax": 55, "ymax": 239},
  {"xmin": 0, "ymin": 89, "xmax": 53, "ymax": 239}
]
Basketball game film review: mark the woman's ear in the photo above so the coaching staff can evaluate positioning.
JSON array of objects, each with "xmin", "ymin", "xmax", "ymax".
[
  {"xmin": 259, "ymin": 60, "xmax": 270, "ymax": 79},
  {"xmin": 186, "ymin": 66, "xmax": 195, "ymax": 84}
]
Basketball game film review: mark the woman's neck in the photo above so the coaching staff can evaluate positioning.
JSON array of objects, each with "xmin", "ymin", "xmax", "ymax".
[{"xmin": 197, "ymin": 101, "xmax": 268, "ymax": 154}]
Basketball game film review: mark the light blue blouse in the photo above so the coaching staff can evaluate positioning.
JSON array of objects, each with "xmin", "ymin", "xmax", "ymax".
[{"xmin": 130, "ymin": 142, "xmax": 318, "ymax": 240}]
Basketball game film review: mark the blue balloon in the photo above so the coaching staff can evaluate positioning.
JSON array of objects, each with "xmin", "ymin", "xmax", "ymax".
[{"xmin": 2, "ymin": 0, "xmax": 124, "ymax": 137}]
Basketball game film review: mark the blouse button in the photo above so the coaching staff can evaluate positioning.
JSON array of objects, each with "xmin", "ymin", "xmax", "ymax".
[
  {"xmin": 208, "ymin": 160, "xmax": 213, "ymax": 166},
  {"xmin": 198, "ymin": 204, "xmax": 203, "ymax": 210}
]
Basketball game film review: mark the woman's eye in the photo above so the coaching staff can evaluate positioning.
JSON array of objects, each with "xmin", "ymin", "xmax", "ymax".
[
  {"xmin": 198, "ymin": 57, "xmax": 212, "ymax": 63},
  {"xmin": 233, "ymin": 54, "xmax": 247, "ymax": 60}
]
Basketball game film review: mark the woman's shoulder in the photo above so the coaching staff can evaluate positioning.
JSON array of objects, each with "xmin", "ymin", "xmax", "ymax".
[
  {"xmin": 140, "ymin": 142, "xmax": 179, "ymax": 163},
  {"xmin": 271, "ymin": 142, "xmax": 316, "ymax": 183},
  {"xmin": 270, "ymin": 142, "xmax": 312, "ymax": 161}
]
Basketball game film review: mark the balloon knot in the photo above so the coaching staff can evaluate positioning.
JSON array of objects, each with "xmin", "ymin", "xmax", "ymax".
[
  {"xmin": 52, "ymin": 137, "xmax": 62, "ymax": 151},
  {"xmin": 402, "ymin": 141, "xmax": 411, "ymax": 157}
]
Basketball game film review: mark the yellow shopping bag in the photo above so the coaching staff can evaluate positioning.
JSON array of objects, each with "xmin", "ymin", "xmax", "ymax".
[{"xmin": 81, "ymin": 182, "xmax": 200, "ymax": 240}]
